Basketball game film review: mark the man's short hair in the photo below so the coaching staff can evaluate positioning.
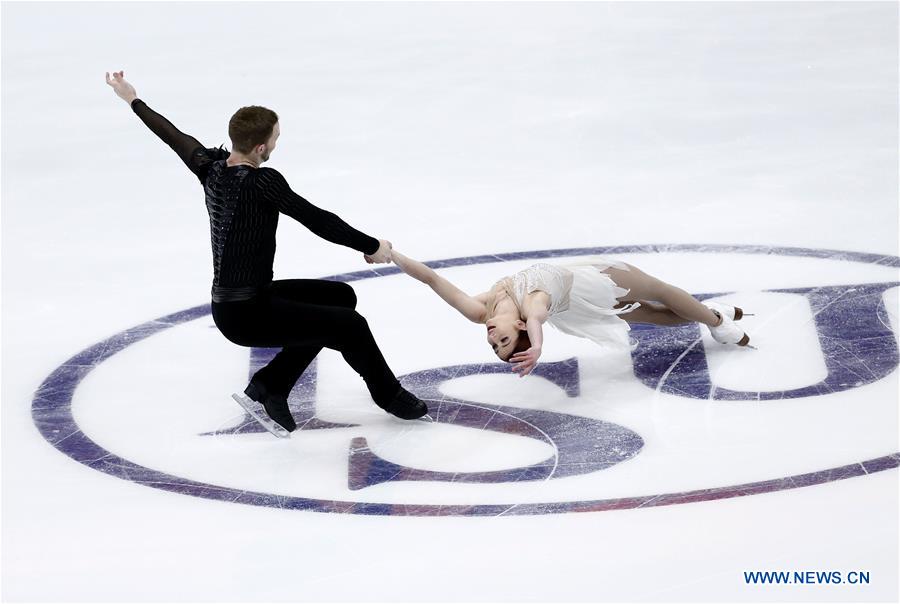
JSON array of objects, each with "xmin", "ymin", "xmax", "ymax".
[{"xmin": 228, "ymin": 106, "xmax": 279, "ymax": 154}]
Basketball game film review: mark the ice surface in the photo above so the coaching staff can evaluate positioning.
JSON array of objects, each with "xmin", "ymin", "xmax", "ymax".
[{"xmin": 2, "ymin": 2, "xmax": 897, "ymax": 602}]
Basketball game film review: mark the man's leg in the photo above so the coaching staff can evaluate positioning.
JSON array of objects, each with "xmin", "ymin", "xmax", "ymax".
[
  {"xmin": 250, "ymin": 279, "xmax": 358, "ymax": 398},
  {"xmin": 239, "ymin": 289, "xmax": 420, "ymax": 411}
]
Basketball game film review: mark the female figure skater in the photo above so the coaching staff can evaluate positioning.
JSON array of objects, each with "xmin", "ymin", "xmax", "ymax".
[{"xmin": 390, "ymin": 251, "xmax": 750, "ymax": 376}]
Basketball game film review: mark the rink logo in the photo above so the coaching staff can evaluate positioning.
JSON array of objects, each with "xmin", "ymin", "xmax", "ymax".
[
  {"xmin": 631, "ymin": 282, "xmax": 899, "ymax": 400},
  {"xmin": 205, "ymin": 354, "xmax": 645, "ymax": 490},
  {"xmin": 32, "ymin": 244, "xmax": 900, "ymax": 516}
]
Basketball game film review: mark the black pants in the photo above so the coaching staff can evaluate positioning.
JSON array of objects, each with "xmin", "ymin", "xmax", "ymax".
[{"xmin": 211, "ymin": 279, "xmax": 400, "ymax": 404}]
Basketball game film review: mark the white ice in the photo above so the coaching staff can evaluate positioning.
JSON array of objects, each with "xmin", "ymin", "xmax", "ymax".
[{"xmin": 2, "ymin": 2, "xmax": 898, "ymax": 602}]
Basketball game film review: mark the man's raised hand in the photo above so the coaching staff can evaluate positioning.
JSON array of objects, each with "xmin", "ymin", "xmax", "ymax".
[{"xmin": 105, "ymin": 70, "xmax": 137, "ymax": 105}]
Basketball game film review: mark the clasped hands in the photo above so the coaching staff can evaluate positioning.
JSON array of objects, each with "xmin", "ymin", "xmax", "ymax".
[{"xmin": 364, "ymin": 239, "xmax": 393, "ymax": 264}]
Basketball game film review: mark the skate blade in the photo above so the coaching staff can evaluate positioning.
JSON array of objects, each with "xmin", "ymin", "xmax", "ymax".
[
  {"xmin": 733, "ymin": 308, "xmax": 754, "ymax": 320},
  {"xmin": 231, "ymin": 393, "xmax": 292, "ymax": 439},
  {"xmin": 418, "ymin": 414, "xmax": 435, "ymax": 423}
]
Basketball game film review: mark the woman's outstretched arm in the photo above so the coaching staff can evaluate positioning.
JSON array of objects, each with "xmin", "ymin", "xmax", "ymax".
[{"xmin": 391, "ymin": 250, "xmax": 486, "ymax": 323}]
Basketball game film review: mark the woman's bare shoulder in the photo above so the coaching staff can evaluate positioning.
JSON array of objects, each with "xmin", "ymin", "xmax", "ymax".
[
  {"xmin": 473, "ymin": 290, "xmax": 493, "ymax": 304},
  {"xmin": 524, "ymin": 290, "xmax": 551, "ymax": 314}
]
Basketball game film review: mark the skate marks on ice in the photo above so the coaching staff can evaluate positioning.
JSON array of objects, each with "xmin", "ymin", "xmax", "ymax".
[{"xmin": 31, "ymin": 244, "xmax": 899, "ymax": 515}]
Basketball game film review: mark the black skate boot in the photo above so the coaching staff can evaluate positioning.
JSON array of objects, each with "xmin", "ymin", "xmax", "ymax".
[
  {"xmin": 378, "ymin": 387, "xmax": 429, "ymax": 420},
  {"xmin": 243, "ymin": 379, "xmax": 297, "ymax": 432}
]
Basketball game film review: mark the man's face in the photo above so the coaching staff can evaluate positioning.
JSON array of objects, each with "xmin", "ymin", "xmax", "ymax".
[{"xmin": 260, "ymin": 122, "xmax": 280, "ymax": 162}]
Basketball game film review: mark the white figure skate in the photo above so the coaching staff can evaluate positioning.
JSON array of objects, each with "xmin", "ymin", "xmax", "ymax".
[
  {"xmin": 704, "ymin": 302, "xmax": 752, "ymax": 322},
  {"xmin": 704, "ymin": 305, "xmax": 752, "ymax": 347}
]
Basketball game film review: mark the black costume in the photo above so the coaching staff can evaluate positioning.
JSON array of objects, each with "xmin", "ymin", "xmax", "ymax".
[{"xmin": 131, "ymin": 99, "xmax": 425, "ymax": 426}]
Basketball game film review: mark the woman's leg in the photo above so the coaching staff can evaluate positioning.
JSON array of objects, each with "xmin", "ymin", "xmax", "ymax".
[
  {"xmin": 603, "ymin": 264, "xmax": 720, "ymax": 326},
  {"xmin": 616, "ymin": 300, "xmax": 692, "ymax": 326}
]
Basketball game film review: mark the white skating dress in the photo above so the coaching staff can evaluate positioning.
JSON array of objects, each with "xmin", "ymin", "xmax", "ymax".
[{"xmin": 495, "ymin": 259, "xmax": 641, "ymax": 349}]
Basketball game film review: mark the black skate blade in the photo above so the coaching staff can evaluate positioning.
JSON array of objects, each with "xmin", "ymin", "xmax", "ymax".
[{"xmin": 231, "ymin": 393, "xmax": 292, "ymax": 439}]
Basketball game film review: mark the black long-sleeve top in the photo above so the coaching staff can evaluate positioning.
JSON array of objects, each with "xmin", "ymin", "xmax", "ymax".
[{"xmin": 130, "ymin": 99, "xmax": 380, "ymax": 302}]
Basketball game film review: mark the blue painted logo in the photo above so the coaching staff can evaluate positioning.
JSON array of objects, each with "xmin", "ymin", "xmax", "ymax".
[{"xmin": 32, "ymin": 244, "xmax": 900, "ymax": 515}]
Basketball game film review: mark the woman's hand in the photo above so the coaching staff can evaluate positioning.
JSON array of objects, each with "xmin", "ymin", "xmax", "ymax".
[
  {"xmin": 510, "ymin": 346, "xmax": 541, "ymax": 377},
  {"xmin": 105, "ymin": 71, "xmax": 137, "ymax": 104},
  {"xmin": 364, "ymin": 239, "xmax": 393, "ymax": 264}
]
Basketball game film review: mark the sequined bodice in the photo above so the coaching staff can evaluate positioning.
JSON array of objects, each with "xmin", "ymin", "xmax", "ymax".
[{"xmin": 495, "ymin": 263, "xmax": 574, "ymax": 315}]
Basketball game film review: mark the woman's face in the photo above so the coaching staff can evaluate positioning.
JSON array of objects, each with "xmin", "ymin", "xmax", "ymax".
[{"xmin": 486, "ymin": 315, "xmax": 526, "ymax": 360}]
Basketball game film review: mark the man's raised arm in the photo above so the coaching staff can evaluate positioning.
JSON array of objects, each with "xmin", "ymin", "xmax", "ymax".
[{"xmin": 106, "ymin": 70, "xmax": 210, "ymax": 178}]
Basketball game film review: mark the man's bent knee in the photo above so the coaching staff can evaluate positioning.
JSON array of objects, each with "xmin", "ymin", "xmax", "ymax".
[
  {"xmin": 335, "ymin": 282, "xmax": 358, "ymax": 309},
  {"xmin": 343, "ymin": 310, "xmax": 369, "ymax": 333}
]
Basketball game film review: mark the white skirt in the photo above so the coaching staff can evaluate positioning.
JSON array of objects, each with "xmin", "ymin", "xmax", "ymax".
[{"xmin": 547, "ymin": 258, "xmax": 640, "ymax": 349}]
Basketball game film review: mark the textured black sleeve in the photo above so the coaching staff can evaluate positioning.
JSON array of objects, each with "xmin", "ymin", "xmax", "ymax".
[
  {"xmin": 131, "ymin": 98, "xmax": 227, "ymax": 182},
  {"xmin": 257, "ymin": 168, "xmax": 380, "ymax": 255}
]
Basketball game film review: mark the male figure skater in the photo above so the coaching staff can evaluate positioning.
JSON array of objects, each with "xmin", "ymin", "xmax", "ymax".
[{"xmin": 105, "ymin": 70, "xmax": 427, "ymax": 436}]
